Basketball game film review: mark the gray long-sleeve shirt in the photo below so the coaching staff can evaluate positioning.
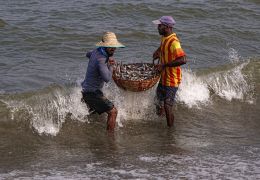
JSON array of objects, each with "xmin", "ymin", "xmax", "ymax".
[{"xmin": 81, "ymin": 48, "xmax": 113, "ymax": 92}]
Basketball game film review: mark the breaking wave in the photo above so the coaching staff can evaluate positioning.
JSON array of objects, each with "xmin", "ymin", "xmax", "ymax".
[{"xmin": 0, "ymin": 53, "xmax": 256, "ymax": 136}]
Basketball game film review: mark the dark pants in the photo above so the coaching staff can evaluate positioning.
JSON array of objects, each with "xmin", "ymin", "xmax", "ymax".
[
  {"xmin": 156, "ymin": 83, "xmax": 178, "ymax": 106},
  {"xmin": 82, "ymin": 90, "xmax": 114, "ymax": 114}
]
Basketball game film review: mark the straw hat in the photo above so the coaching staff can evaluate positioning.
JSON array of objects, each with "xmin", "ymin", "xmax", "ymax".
[{"xmin": 96, "ymin": 32, "xmax": 125, "ymax": 48}]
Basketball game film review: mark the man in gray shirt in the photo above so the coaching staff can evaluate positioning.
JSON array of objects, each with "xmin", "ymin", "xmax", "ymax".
[{"xmin": 81, "ymin": 32, "xmax": 125, "ymax": 132}]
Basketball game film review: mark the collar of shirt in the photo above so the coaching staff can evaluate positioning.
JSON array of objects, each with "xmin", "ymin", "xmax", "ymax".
[{"xmin": 98, "ymin": 47, "xmax": 109, "ymax": 62}]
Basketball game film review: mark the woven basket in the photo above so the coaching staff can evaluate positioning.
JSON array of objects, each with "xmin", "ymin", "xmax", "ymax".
[{"xmin": 112, "ymin": 63, "xmax": 160, "ymax": 92}]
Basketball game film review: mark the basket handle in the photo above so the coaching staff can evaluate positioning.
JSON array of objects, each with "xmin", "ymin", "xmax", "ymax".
[{"xmin": 153, "ymin": 58, "xmax": 160, "ymax": 65}]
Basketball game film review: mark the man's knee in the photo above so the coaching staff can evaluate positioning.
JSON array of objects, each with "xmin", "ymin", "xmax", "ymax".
[
  {"xmin": 108, "ymin": 106, "xmax": 117, "ymax": 115},
  {"xmin": 164, "ymin": 98, "xmax": 174, "ymax": 107}
]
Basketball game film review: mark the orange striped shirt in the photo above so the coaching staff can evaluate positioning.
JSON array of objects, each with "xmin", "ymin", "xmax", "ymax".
[{"xmin": 159, "ymin": 33, "xmax": 185, "ymax": 87}]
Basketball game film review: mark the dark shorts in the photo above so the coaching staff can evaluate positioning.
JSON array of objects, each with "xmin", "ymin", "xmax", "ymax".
[
  {"xmin": 156, "ymin": 83, "xmax": 178, "ymax": 106},
  {"xmin": 82, "ymin": 90, "xmax": 114, "ymax": 114}
]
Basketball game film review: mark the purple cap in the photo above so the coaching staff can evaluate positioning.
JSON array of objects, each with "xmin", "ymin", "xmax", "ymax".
[{"xmin": 152, "ymin": 16, "xmax": 176, "ymax": 27}]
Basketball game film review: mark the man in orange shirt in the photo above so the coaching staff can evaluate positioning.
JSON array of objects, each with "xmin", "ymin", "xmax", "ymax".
[{"xmin": 152, "ymin": 16, "xmax": 187, "ymax": 127}]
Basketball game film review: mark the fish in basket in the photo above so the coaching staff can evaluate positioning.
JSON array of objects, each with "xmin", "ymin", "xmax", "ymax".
[{"xmin": 112, "ymin": 63, "xmax": 160, "ymax": 92}]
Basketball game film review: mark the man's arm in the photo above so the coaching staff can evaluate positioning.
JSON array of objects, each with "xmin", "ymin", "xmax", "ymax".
[
  {"xmin": 164, "ymin": 56, "xmax": 187, "ymax": 67},
  {"xmin": 98, "ymin": 58, "xmax": 112, "ymax": 83},
  {"xmin": 153, "ymin": 47, "xmax": 161, "ymax": 60},
  {"xmin": 155, "ymin": 56, "xmax": 187, "ymax": 72}
]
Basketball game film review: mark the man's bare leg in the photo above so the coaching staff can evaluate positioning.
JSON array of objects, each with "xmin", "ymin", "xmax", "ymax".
[
  {"xmin": 107, "ymin": 107, "xmax": 117, "ymax": 132},
  {"xmin": 164, "ymin": 103, "xmax": 174, "ymax": 127},
  {"xmin": 156, "ymin": 101, "xmax": 165, "ymax": 116}
]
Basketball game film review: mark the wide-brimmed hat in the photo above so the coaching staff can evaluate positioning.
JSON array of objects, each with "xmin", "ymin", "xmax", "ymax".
[
  {"xmin": 96, "ymin": 32, "xmax": 125, "ymax": 48},
  {"xmin": 152, "ymin": 16, "xmax": 176, "ymax": 27}
]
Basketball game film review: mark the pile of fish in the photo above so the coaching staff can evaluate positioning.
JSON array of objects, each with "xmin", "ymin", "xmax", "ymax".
[{"xmin": 113, "ymin": 63, "xmax": 159, "ymax": 81}]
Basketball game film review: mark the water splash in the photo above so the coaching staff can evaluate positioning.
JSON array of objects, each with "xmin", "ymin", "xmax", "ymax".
[
  {"xmin": 1, "ymin": 55, "xmax": 254, "ymax": 135},
  {"xmin": 228, "ymin": 48, "xmax": 241, "ymax": 63},
  {"xmin": 208, "ymin": 64, "xmax": 250, "ymax": 101},
  {"xmin": 177, "ymin": 69, "xmax": 210, "ymax": 108},
  {"xmin": 103, "ymin": 83, "xmax": 157, "ymax": 126},
  {"xmin": 205, "ymin": 57, "xmax": 252, "ymax": 102},
  {"xmin": 28, "ymin": 87, "xmax": 89, "ymax": 135},
  {"xmin": 3, "ymin": 85, "xmax": 89, "ymax": 136}
]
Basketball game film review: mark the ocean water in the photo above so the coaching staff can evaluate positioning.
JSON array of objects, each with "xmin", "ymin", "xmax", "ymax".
[{"xmin": 0, "ymin": 0, "xmax": 260, "ymax": 179}]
